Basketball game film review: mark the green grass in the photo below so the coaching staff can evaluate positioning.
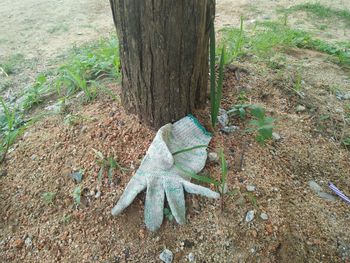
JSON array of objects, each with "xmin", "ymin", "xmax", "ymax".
[
  {"xmin": 0, "ymin": 98, "xmax": 26, "ymax": 163},
  {"xmin": 285, "ymin": 2, "xmax": 350, "ymax": 26},
  {"xmin": 0, "ymin": 54, "xmax": 25, "ymax": 75},
  {"xmin": 56, "ymin": 36, "xmax": 120, "ymax": 98},
  {"xmin": 21, "ymin": 74, "xmax": 49, "ymax": 110},
  {"xmin": 220, "ymin": 20, "xmax": 350, "ymax": 67},
  {"xmin": 210, "ymin": 21, "xmax": 226, "ymax": 128}
]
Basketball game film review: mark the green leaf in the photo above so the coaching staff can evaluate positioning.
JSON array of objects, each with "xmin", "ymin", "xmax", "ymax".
[
  {"xmin": 248, "ymin": 119, "xmax": 261, "ymax": 127},
  {"xmin": 258, "ymin": 125, "xmax": 273, "ymax": 139},
  {"xmin": 209, "ymin": 20, "xmax": 217, "ymax": 127},
  {"xmin": 98, "ymin": 166, "xmax": 104, "ymax": 182},
  {"xmin": 238, "ymin": 107, "xmax": 246, "ymax": 119},
  {"xmin": 172, "ymin": 144, "xmax": 207, "ymax": 156},
  {"xmin": 175, "ymin": 164, "xmax": 220, "ymax": 186},
  {"xmin": 251, "ymin": 105, "xmax": 265, "ymax": 119},
  {"xmin": 73, "ymin": 186, "xmax": 81, "ymax": 205},
  {"xmin": 219, "ymin": 149, "xmax": 228, "ymax": 194}
]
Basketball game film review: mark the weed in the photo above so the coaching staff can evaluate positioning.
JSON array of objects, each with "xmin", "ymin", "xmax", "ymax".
[
  {"xmin": 56, "ymin": 36, "xmax": 120, "ymax": 99},
  {"xmin": 237, "ymin": 90, "xmax": 249, "ymax": 103},
  {"xmin": 245, "ymin": 192, "xmax": 258, "ymax": 207},
  {"xmin": 73, "ymin": 186, "xmax": 82, "ymax": 205},
  {"xmin": 0, "ymin": 98, "xmax": 26, "ymax": 163},
  {"xmin": 227, "ymin": 104, "xmax": 251, "ymax": 119},
  {"xmin": 175, "ymin": 163, "xmax": 220, "ymax": 186},
  {"xmin": 293, "ymin": 70, "xmax": 303, "ymax": 92},
  {"xmin": 210, "ymin": 20, "xmax": 226, "ymax": 128},
  {"xmin": 93, "ymin": 149, "xmax": 127, "ymax": 184},
  {"xmin": 0, "ymin": 54, "xmax": 24, "ymax": 75},
  {"xmin": 219, "ymin": 148, "xmax": 228, "ymax": 195},
  {"xmin": 42, "ymin": 192, "xmax": 56, "ymax": 204},
  {"xmin": 62, "ymin": 214, "xmax": 72, "ymax": 224},
  {"xmin": 22, "ymin": 74, "xmax": 48, "ymax": 110},
  {"xmin": 248, "ymin": 105, "xmax": 275, "ymax": 144}
]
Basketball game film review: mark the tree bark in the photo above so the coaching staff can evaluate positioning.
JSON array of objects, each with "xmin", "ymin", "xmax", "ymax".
[{"xmin": 110, "ymin": 0, "xmax": 215, "ymax": 128}]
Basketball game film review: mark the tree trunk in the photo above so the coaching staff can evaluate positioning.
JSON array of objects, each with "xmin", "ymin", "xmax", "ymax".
[{"xmin": 110, "ymin": 0, "xmax": 215, "ymax": 128}]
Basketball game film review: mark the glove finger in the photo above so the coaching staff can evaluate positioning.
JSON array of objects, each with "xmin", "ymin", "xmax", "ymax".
[
  {"xmin": 165, "ymin": 179, "xmax": 186, "ymax": 225},
  {"xmin": 183, "ymin": 180, "xmax": 220, "ymax": 199},
  {"xmin": 111, "ymin": 175, "xmax": 146, "ymax": 216},
  {"xmin": 144, "ymin": 177, "xmax": 165, "ymax": 231}
]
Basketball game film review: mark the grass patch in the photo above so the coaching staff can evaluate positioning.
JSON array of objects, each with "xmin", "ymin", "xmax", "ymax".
[
  {"xmin": 220, "ymin": 20, "xmax": 350, "ymax": 67},
  {"xmin": 0, "ymin": 36, "xmax": 121, "ymax": 162},
  {"xmin": 285, "ymin": 2, "xmax": 350, "ymax": 26},
  {"xmin": 56, "ymin": 36, "xmax": 120, "ymax": 98},
  {"xmin": 0, "ymin": 53, "xmax": 25, "ymax": 75}
]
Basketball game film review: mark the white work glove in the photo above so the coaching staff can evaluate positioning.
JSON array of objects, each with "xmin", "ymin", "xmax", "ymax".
[{"xmin": 111, "ymin": 115, "xmax": 220, "ymax": 231}]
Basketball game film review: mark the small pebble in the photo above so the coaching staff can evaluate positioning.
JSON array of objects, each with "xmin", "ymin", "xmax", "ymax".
[
  {"xmin": 296, "ymin": 105, "xmax": 306, "ymax": 112},
  {"xmin": 25, "ymin": 236, "xmax": 32, "ymax": 248},
  {"xmin": 218, "ymin": 109, "xmax": 229, "ymax": 127},
  {"xmin": 70, "ymin": 171, "xmax": 83, "ymax": 183},
  {"xmin": 159, "ymin": 249, "xmax": 173, "ymax": 263},
  {"xmin": 208, "ymin": 152, "xmax": 218, "ymax": 162},
  {"xmin": 272, "ymin": 132, "xmax": 281, "ymax": 141},
  {"xmin": 221, "ymin": 125, "xmax": 239, "ymax": 134},
  {"xmin": 260, "ymin": 213, "xmax": 269, "ymax": 220},
  {"xmin": 245, "ymin": 210, "xmax": 255, "ymax": 222},
  {"xmin": 94, "ymin": 190, "xmax": 101, "ymax": 199},
  {"xmin": 246, "ymin": 185, "xmax": 256, "ymax": 192},
  {"xmin": 188, "ymin": 252, "xmax": 195, "ymax": 262},
  {"xmin": 308, "ymin": 180, "xmax": 323, "ymax": 193},
  {"xmin": 317, "ymin": 192, "xmax": 336, "ymax": 202}
]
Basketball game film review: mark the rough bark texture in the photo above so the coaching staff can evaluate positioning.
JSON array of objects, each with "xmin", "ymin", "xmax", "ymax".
[{"xmin": 110, "ymin": 0, "xmax": 215, "ymax": 128}]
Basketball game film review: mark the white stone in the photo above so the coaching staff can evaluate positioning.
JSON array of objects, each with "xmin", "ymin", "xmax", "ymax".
[
  {"xmin": 245, "ymin": 210, "xmax": 255, "ymax": 222},
  {"xmin": 160, "ymin": 249, "xmax": 173, "ymax": 263}
]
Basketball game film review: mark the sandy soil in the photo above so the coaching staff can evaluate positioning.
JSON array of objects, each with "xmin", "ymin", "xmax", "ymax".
[{"xmin": 1, "ymin": 0, "xmax": 350, "ymax": 262}]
